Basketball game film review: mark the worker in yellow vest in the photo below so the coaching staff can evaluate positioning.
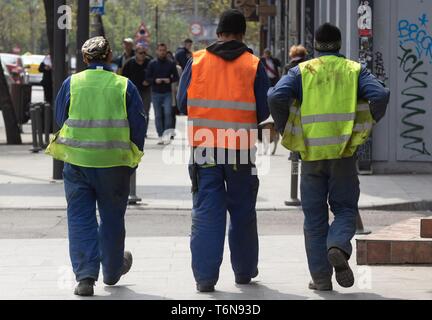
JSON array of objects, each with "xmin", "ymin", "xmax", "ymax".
[
  {"xmin": 46, "ymin": 37, "xmax": 147, "ymax": 296},
  {"xmin": 177, "ymin": 9, "xmax": 270, "ymax": 292},
  {"xmin": 268, "ymin": 23, "xmax": 390, "ymax": 291}
]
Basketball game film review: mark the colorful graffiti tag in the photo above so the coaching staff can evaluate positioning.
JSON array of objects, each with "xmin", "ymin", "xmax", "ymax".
[
  {"xmin": 398, "ymin": 17, "xmax": 432, "ymax": 63},
  {"xmin": 398, "ymin": 15, "xmax": 431, "ymax": 159}
]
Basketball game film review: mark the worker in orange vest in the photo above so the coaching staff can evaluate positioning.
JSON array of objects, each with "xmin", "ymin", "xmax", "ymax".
[{"xmin": 177, "ymin": 9, "xmax": 270, "ymax": 292}]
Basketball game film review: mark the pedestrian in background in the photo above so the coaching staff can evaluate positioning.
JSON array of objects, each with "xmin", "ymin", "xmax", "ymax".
[
  {"xmin": 177, "ymin": 9, "xmax": 270, "ymax": 293},
  {"xmin": 268, "ymin": 23, "xmax": 390, "ymax": 291},
  {"xmin": 175, "ymin": 38, "xmax": 193, "ymax": 69},
  {"xmin": 115, "ymin": 38, "xmax": 135, "ymax": 75},
  {"xmin": 123, "ymin": 43, "xmax": 152, "ymax": 138},
  {"xmin": 46, "ymin": 37, "xmax": 146, "ymax": 297},
  {"xmin": 146, "ymin": 43, "xmax": 179, "ymax": 145},
  {"xmin": 260, "ymin": 48, "xmax": 281, "ymax": 87},
  {"xmin": 39, "ymin": 54, "xmax": 52, "ymax": 103},
  {"xmin": 167, "ymin": 51, "xmax": 183, "ymax": 140},
  {"xmin": 284, "ymin": 45, "xmax": 308, "ymax": 75}
]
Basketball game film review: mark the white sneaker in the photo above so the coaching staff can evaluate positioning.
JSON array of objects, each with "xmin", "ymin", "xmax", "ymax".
[
  {"xmin": 157, "ymin": 137, "xmax": 164, "ymax": 145},
  {"xmin": 163, "ymin": 135, "xmax": 171, "ymax": 145}
]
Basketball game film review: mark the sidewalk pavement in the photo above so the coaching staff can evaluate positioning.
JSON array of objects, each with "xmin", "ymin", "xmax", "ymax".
[
  {"xmin": 1, "ymin": 116, "xmax": 432, "ymax": 211},
  {"xmin": 1, "ymin": 235, "xmax": 432, "ymax": 300}
]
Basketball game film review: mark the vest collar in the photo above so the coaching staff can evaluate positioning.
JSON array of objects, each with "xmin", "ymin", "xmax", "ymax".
[
  {"xmin": 317, "ymin": 51, "xmax": 345, "ymax": 59},
  {"xmin": 88, "ymin": 63, "xmax": 113, "ymax": 72}
]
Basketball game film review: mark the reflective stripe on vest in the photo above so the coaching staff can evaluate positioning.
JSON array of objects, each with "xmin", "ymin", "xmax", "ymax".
[
  {"xmin": 187, "ymin": 50, "xmax": 259, "ymax": 150},
  {"xmin": 65, "ymin": 119, "xmax": 130, "ymax": 128},
  {"xmin": 286, "ymin": 119, "xmax": 373, "ymax": 137},
  {"xmin": 45, "ymin": 69, "xmax": 143, "ymax": 168},
  {"xmin": 56, "ymin": 137, "xmax": 131, "ymax": 150},
  {"xmin": 301, "ymin": 112, "xmax": 356, "ymax": 125},
  {"xmin": 188, "ymin": 99, "xmax": 256, "ymax": 111},
  {"xmin": 190, "ymin": 118, "xmax": 257, "ymax": 130}
]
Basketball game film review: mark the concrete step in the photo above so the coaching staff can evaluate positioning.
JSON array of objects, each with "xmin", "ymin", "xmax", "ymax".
[{"xmin": 356, "ymin": 217, "xmax": 432, "ymax": 265}]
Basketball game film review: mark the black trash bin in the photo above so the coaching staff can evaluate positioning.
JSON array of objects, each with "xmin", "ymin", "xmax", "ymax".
[{"xmin": 10, "ymin": 83, "xmax": 32, "ymax": 126}]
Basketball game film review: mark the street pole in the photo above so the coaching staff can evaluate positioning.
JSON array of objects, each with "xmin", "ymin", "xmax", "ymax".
[
  {"xmin": 140, "ymin": 0, "xmax": 145, "ymax": 22},
  {"xmin": 193, "ymin": 0, "xmax": 198, "ymax": 48},
  {"xmin": 155, "ymin": 5, "xmax": 159, "ymax": 44},
  {"xmin": 285, "ymin": 152, "xmax": 301, "ymax": 206},
  {"xmin": 77, "ymin": 0, "xmax": 89, "ymax": 73},
  {"xmin": 356, "ymin": 211, "xmax": 372, "ymax": 235},
  {"xmin": 52, "ymin": 0, "xmax": 67, "ymax": 180}
]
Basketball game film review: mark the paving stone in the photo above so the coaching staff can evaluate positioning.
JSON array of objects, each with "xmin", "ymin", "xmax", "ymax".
[{"xmin": 420, "ymin": 218, "xmax": 432, "ymax": 238}]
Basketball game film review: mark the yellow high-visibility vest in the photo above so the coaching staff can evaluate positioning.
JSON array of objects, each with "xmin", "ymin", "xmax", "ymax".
[{"xmin": 281, "ymin": 56, "xmax": 374, "ymax": 161}]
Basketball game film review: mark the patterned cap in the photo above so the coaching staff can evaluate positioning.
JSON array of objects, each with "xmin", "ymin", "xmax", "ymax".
[
  {"xmin": 314, "ymin": 40, "xmax": 342, "ymax": 52},
  {"xmin": 81, "ymin": 36, "xmax": 111, "ymax": 61}
]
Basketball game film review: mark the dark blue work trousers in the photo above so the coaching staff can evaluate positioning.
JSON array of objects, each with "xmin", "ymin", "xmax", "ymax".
[
  {"xmin": 189, "ymin": 164, "xmax": 260, "ymax": 287},
  {"xmin": 63, "ymin": 163, "xmax": 132, "ymax": 283},
  {"xmin": 300, "ymin": 156, "xmax": 359, "ymax": 281}
]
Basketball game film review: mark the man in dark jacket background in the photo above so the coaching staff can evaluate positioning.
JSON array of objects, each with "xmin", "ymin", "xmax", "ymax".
[
  {"xmin": 122, "ymin": 43, "xmax": 152, "ymax": 138},
  {"xmin": 146, "ymin": 43, "xmax": 179, "ymax": 144},
  {"xmin": 175, "ymin": 38, "xmax": 193, "ymax": 69}
]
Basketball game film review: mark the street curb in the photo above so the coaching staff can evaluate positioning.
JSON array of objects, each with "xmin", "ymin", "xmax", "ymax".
[
  {"xmin": 1, "ymin": 200, "xmax": 432, "ymax": 212},
  {"xmin": 360, "ymin": 200, "xmax": 432, "ymax": 212}
]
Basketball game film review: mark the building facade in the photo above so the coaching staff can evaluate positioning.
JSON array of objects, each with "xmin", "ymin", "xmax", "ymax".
[{"xmin": 266, "ymin": 0, "xmax": 432, "ymax": 173}]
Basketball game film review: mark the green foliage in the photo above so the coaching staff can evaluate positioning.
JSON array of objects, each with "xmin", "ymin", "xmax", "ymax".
[
  {"xmin": 0, "ymin": 0, "xmax": 47, "ymax": 54},
  {"xmin": 0, "ymin": 0, "xmax": 260, "ymax": 57}
]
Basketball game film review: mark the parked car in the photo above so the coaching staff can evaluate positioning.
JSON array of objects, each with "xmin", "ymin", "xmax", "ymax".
[
  {"xmin": 22, "ymin": 53, "xmax": 45, "ymax": 85},
  {"xmin": 1, "ymin": 58, "xmax": 14, "ymax": 91},
  {"xmin": 0, "ymin": 53, "xmax": 26, "ymax": 84}
]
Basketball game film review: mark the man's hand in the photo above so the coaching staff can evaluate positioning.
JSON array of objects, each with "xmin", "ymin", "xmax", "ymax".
[
  {"xmin": 143, "ymin": 80, "xmax": 150, "ymax": 86},
  {"xmin": 155, "ymin": 78, "xmax": 163, "ymax": 84}
]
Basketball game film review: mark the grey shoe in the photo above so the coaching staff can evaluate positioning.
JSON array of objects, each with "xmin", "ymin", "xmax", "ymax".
[
  {"xmin": 328, "ymin": 247, "xmax": 354, "ymax": 288},
  {"xmin": 74, "ymin": 278, "xmax": 95, "ymax": 296},
  {"xmin": 122, "ymin": 251, "xmax": 133, "ymax": 275},
  {"xmin": 308, "ymin": 280, "xmax": 333, "ymax": 291},
  {"xmin": 104, "ymin": 251, "xmax": 133, "ymax": 286}
]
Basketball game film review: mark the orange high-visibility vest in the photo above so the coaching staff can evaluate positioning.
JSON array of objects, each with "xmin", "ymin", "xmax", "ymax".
[{"xmin": 187, "ymin": 49, "xmax": 259, "ymax": 150}]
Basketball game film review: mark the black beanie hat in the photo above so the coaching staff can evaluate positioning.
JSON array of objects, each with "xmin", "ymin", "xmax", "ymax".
[
  {"xmin": 314, "ymin": 23, "xmax": 342, "ymax": 52},
  {"xmin": 216, "ymin": 9, "xmax": 247, "ymax": 35}
]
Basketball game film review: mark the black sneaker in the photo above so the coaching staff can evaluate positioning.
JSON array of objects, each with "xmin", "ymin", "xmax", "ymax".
[
  {"xmin": 308, "ymin": 280, "xmax": 333, "ymax": 291},
  {"xmin": 104, "ymin": 251, "xmax": 133, "ymax": 286},
  {"xmin": 74, "ymin": 278, "xmax": 95, "ymax": 296},
  {"xmin": 235, "ymin": 269, "xmax": 259, "ymax": 285},
  {"xmin": 196, "ymin": 283, "xmax": 215, "ymax": 293},
  {"xmin": 122, "ymin": 251, "xmax": 133, "ymax": 275},
  {"xmin": 328, "ymin": 248, "xmax": 354, "ymax": 288}
]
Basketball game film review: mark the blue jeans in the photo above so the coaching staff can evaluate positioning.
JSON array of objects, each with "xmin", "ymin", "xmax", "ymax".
[
  {"xmin": 189, "ymin": 164, "xmax": 259, "ymax": 286},
  {"xmin": 152, "ymin": 92, "xmax": 173, "ymax": 137},
  {"xmin": 300, "ymin": 156, "xmax": 359, "ymax": 281},
  {"xmin": 63, "ymin": 163, "xmax": 132, "ymax": 283}
]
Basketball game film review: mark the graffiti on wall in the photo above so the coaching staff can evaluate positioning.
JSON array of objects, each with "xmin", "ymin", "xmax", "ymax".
[
  {"xmin": 398, "ymin": 15, "xmax": 431, "ymax": 159},
  {"xmin": 357, "ymin": 0, "xmax": 374, "ymax": 172},
  {"xmin": 398, "ymin": 16, "xmax": 432, "ymax": 63},
  {"xmin": 374, "ymin": 51, "xmax": 388, "ymax": 84}
]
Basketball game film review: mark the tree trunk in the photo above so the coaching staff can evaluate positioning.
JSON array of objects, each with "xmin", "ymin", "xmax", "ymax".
[
  {"xmin": 43, "ymin": 0, "xmax": 54, "ymax": 58},
  {"xmin": 0, "ymin": 59, "xmax": 22, "ymax": 144}
]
